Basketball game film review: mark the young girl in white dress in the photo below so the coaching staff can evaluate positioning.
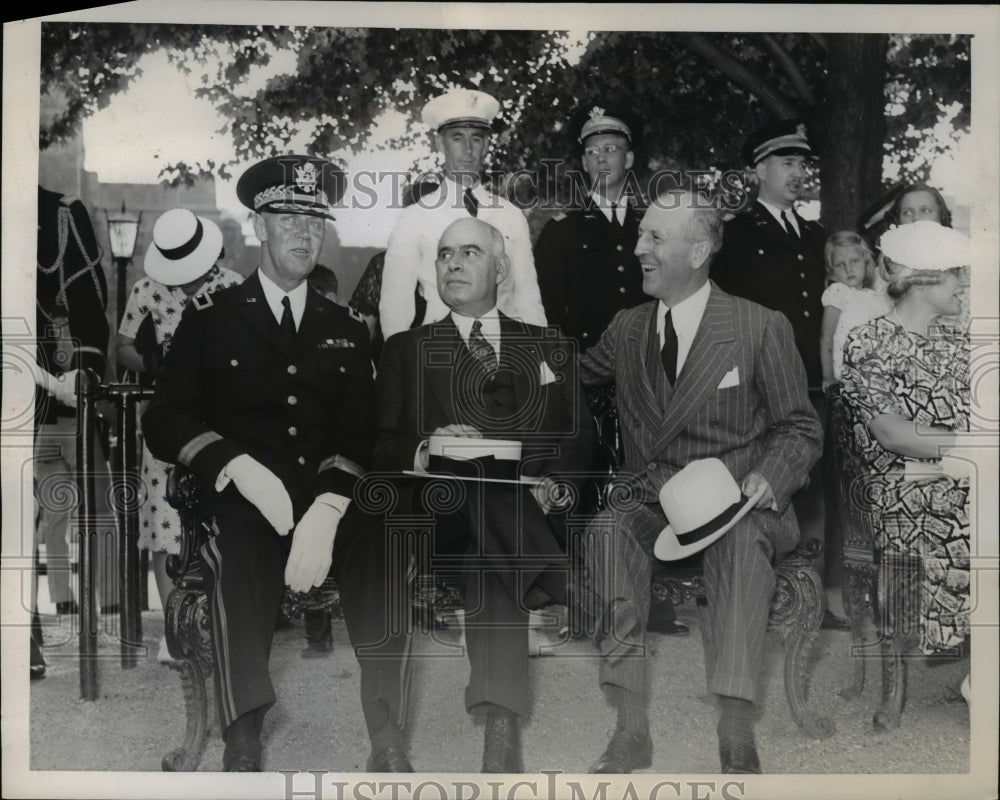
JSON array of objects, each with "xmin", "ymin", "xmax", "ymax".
[{"xmin": 820, "ymin": 231, "xmax": 892, "ymax": 389}]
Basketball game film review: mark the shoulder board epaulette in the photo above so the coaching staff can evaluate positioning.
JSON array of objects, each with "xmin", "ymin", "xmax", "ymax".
[
  {"xmin": 191, "ymin": 293, "xmax": 214, "ymax": 310},
  {"xmin": 553, "ymin": 212, "xmax": 568, "ymax": 222},
  {"xmin": 348, "ymin": 306, "xmax": 365, "ymax": 323},
  {"xmin": 60, "ymin": 194, "xmax": 81, "ymax": 206}
]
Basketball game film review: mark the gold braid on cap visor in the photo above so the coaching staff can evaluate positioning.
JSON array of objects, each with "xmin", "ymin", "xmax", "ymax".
[{"xmin": 253, "ymin": 185, "xmax": 331, "ymax": 214}]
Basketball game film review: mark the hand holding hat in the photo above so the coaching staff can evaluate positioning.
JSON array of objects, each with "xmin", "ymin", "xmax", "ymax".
[{"xmin": 653, "ymin": 459, "xmax": 767, "ymax": 561}]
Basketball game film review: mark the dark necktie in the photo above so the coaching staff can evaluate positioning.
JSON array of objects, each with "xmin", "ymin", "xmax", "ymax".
[
  {"xmin": 781, "ymin": 210, "xmax": 799, "ymax": 240},
  {"xmin": 468, "ymin": 319, "xmax": 497, "ymax": 375},
  {"xmin": 463, "ymin": 187, "xmax": 479, "ymax": 218},
  {"xmin": 660, "ymin": 308, "xmax": 678, "ymax": 386},
  {"xmin": 611, "ymin": 202, "xmax": 622, "ymax": 232},
  {"xmin": 280, "ymin": 295, "xmax": 296, "ymax": 348}
]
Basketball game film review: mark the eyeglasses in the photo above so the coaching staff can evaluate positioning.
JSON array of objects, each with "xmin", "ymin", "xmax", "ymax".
[{"xmin": 583, "ymin": 144, "xmax": 624, "ymax": 157}]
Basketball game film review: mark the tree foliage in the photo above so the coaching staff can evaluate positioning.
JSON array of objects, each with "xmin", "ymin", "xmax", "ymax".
[{"xmin": 40, "ymin": 23, "xmax": 970, "ymax": 226}]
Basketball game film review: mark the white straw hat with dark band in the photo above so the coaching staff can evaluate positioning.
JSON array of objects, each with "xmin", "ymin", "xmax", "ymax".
[{"xmin": 143, "ymin": 208, "xmax": 223, "ymax": 286}]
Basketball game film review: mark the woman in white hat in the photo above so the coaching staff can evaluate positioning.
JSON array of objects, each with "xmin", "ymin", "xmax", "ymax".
[
  {"xmin": 116, "ymin": 208, "xmax": 243, "ymax": 661},
  {"xmin": 840, "ymin": 220, "xmax": 972, "ymax": 710}
]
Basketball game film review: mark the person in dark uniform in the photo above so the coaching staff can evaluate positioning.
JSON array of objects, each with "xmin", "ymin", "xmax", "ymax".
[
  {"xmin": 534, "ymin": 104, "xmax": 648, "ymax": 351},
  {"xmin": 33, "ymin": 186, "xmax": 116, "ymax": 678},
  {"xmin": 534, "ymin": 105, "xmax": 687, "ymax": 636},
  {"xmin": 711, "ymin": 120, "xmax": 848, "ymax": 629},
  {"xmin": 143, "ymin": 155, "xmax": 387, "ymax": 771}
]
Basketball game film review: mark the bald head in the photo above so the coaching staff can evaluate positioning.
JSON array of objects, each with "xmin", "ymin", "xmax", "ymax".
[{"xmin": 435, "ymin": 218, "xmax": 510, "ymax": 317}]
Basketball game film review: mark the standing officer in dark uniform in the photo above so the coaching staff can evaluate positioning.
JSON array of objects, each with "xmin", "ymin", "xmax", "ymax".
[
  {"xmin": 144, "ymin": 155, "xmax": 384, "ymax": 771},
  {"xmin": 712, "ymin": 121, "xmax": 847, "ymax": 629},
  {"xmin": 534, "ymin": 104, "xmax": 648, "ymax": 351},
  {"xmin": 711, "ymin": 120, "xmax": 826, "ymax": 388}
]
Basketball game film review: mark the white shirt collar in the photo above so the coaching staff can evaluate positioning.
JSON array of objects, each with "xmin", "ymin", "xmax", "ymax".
[
  {"xmin": 258, "ymin": 269, "xmax": 308, "ymax": 329},
  {"xmin": 656, "ymin": 281, "xmax": 712, "ymax": 375},
  {"xmin": 451, "ymin": 307, "xmax": 501, "ymax": 358},
  {"xmin": 590, "ymin": 190, "xmax": 628, "ymax": 224},
  {"xmin": 756, "ymin": 198, "xmax": 800, "ymax": 236}
]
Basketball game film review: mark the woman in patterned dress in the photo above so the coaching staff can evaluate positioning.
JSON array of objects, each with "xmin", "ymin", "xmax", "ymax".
[
  {"xmin": 117, "ymin": 209, "xmax": 243, "ymax": 660},
  {"xmin": 841, "ymin": 220, "xmax": 972, "ymax": 664}
]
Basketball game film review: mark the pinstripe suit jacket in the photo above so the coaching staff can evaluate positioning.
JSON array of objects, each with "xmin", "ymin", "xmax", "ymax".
[{"xmin": 579, "ymin": 282, "xmax": 822, "ymax": 519}]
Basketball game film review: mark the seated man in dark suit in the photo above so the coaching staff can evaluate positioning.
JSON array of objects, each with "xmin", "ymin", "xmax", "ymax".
[
  {"xmin": 579, "ymin": 188, "xmax": 822, "ymax": 774},
  {"xmin": 371, "ymin": 217, "xmax": 596, "ymax": 772}
]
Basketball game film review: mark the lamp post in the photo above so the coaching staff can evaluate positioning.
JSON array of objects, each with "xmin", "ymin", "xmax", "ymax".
[{"xmin": 105, "ymin": 202, "xmax": 141, "ymax": 331}]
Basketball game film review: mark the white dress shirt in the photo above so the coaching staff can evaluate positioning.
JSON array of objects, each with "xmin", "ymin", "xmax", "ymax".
[
  {"xmin": 589, "ymin": 190, "xmax": 628, "ymax": 225},
  {"xmin": 258, "ymin": 269, "xmax": 308, "ymax": 330},
  {"xmin": 656, "ymin": 281, "xmax": 711, "ymax": 378}
]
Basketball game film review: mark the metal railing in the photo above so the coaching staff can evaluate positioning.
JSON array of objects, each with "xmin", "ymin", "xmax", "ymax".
[{"xmin": 75, "ymin": 371, "xmax": 154, "ymax": 699}]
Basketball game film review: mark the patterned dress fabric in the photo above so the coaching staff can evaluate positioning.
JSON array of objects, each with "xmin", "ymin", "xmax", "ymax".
[
  {"xmin": 119, "ymin": 266, "xmax": 243, "ymax": 553},
  {"xmin": 841, "ymin": 316, "xmax": 971, "ymax": 653}
]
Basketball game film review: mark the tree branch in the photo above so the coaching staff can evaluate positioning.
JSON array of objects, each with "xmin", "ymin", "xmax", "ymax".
[
  {"xmin": 684, "ymin": 33, "xmax": 800, "ymax": 119},
  {"xmin": 759, "ymin": 34, "xmax": 816, "ymax": 107}
]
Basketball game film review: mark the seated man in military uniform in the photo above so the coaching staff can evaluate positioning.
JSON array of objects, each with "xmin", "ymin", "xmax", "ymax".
[{"xmin": 144, "ymin": 155, "xmax": 385, "ymax": 771}]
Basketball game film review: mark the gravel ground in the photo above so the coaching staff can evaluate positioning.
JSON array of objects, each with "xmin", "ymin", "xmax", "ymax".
[{"xmin": 20, "ymin": 594, "xmax": 984, "ymax": 799}]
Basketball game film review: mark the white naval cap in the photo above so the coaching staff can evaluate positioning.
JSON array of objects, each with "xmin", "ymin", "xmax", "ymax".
[{"xmin": 421, "ymin": 88, "xmax": 500, "ymax": 132}]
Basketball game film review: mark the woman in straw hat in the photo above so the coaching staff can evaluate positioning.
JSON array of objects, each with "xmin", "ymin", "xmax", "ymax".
[
  {"xmin": 840, "ymin": 219, "xmax": 972, "ymax": 703},
  {"xmin": 117, "ymin": 208, "xmax": 242, "ymax": 661}
]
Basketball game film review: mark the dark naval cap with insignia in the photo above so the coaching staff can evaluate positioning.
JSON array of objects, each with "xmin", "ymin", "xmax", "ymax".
[
  {"xmin": 742, "ymin": 119, "xmax": 814, "ymax": 165},
  {"xmin": 236, "ymin": 155, "xmax": 347, "ymax": 220}
]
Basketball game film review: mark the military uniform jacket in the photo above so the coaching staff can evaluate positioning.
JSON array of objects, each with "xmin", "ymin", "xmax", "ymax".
[
  {"xmin": 710, "ymin": 201, "xmax": 827, "ymax": 389},
  {"xmin": 143, "ymin": 271, "xmax": 374, "ymax": 513},
  {"xmin": 534, "ymin": 197, "xmax": 647, "ymax": 351}
]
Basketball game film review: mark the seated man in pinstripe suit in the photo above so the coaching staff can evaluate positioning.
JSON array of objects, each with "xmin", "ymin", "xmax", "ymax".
[{"xmin": 578, "ymin": 188, "xmax": 822, "ymax": 774}]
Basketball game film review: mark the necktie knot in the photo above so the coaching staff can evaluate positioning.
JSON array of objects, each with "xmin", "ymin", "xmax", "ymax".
[{"xmin": 468, "ymin": 318, "xmax": 498, "ymax": 374}]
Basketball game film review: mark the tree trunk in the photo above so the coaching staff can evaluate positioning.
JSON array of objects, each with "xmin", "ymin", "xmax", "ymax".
[{"xmin": 819, "ymin": 34, "xmax": 889, "ymax": 233}]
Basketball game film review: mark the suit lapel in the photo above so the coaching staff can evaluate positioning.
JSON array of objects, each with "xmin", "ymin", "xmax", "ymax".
[
  {"xmin": 498, "ymin": 313, "xmax": 540, "ymax": 413},
  {"xmin": 293, "ymin": 287, "xmax": 334, "ymax": 356},
  {"xmin": 647, "ymin": 285, "xmax": 738, "ymax": 454},
  {"xmin": 623, "ymin": 303, "xmax": 666, "ymax": 428},
  {"xmin": 422, "ymin": 319, "xmax": 463, "ymax": 426}
]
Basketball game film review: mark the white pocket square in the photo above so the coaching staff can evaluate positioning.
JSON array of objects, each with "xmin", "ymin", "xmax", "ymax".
[
  {"xmin": 539, "ymin": 360, "xmax": 558, "ymax": 385},
  {"xmin": 717, "ymin": 367, "xmax": 740, "ymax": 389}
]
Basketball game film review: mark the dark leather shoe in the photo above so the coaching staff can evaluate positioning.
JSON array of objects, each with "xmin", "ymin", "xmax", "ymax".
[
  {"xmin": 367, "ymin": 744, "xmax": 414, "ymax": 772},
  {"xmin": 648, "ymin": 619, "xmax": 690, "ymax": 636},
  {"xmin": 30, "ymin": 630, "xmax": 46, "ymax": 680},
  {"xmin": 820, "ymin": 609, "xmax": 851, "ymax": 631},
  {"xmin": 224, "ymin": 754, "xmax": 262, "ymax": 772},
  {"xmin": 719, "ymin": 734, "xmax": 762, "ymax": 774},
  {"xmin": 482, "ymin": 710, "xmax": 523, "ymax": 773},
  {"xmin": 590, "ymin": 728, "xmax": 653, "ymax": 773}
]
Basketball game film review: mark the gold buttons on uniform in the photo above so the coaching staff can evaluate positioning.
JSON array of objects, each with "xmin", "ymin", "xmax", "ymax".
[
  {"xmin": 230, "ymin": 359, "xmax": 239, "ymax": 367},
  {"xmin": 617, "ymin": 265, "xmax": 625, "ymax": 272},
  {"xmin": 619, "ymin": 287, "xmax": 626, "ymax": 294},
  {"xmin": 582, "ymin": 244, "xmax": 588, "ymax": 250},
  {"xmin": 802, "ymin": 291, "xmax": 808, "ymax": 298},
  {"xmin": 797, "ymin": 254, "xmax": 804, "ymax": 261},
  {"xmin": 287, "ymin": 365, "xmax": 297, "ymax": 375},
  {"xmin": 616, "ymin": 245, "xmax": 624, "ymax": 252},
  {"xmin": 339, "ymin": 366, "xmax": 346, "ymax": 373},
  {"xmin": 287, "ymin": 395, "xmax": 298, "ymax": 405},
  {"xmin": 288, "ymin": 426, "xmax": 297, "ymax": 436},
  {"xmin": 297, "ymin": 456, "xmax": 306, "ymax": 466},
  {"xmin": 800, "ymin": 273, "xmax": 805, "ymax": 279},
  {"xmin": 803, "ymin": 311, "xmax": 810, "ymax": 317},
  {"xmin": 758, "ymin": 249, "xmax": 765, "ymax": 255}
]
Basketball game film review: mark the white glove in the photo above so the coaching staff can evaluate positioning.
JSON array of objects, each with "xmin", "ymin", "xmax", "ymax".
[
  {"xmin": 50, "ymin": 369, "xmax": 80, "ymax": 408},
  {"xmin": 284, "ymin": 499, "xmax": 343, "ymax": 593},
  {"xmin": 224, "ymin": 454, "xmax": 294, "ymax": 535}
]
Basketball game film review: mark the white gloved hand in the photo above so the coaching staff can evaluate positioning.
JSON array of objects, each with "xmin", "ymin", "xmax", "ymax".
[
  {"xmin": 51, "ymin": 369, "xmax": 80, "ymax": 408},
  {"xmin": 284, "ymin": 500, "xmax": 343, "ymax": 593},
  {"xmin": 224, "ymin": 454, "xmax": 294, "ymax": 535}
]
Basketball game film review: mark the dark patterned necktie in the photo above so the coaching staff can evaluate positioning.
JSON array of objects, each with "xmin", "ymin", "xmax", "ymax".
[
  {"xmin": 468, "ymin": 319, "xmax": 497, "ymax": 374},
  {"xmin": 661, "ymin": 308, "xmax": 678, "ymax": 386},
  {"xmin": 280, "ymin": 295, "xmax": 296, "ymax": 348},
  {"xmin": 463, "ymin": 187, "xmax": 479, "ymax": 218},
  {"xmin": 781, "ymin": 210, "xmax": 799, "ymax": 240}
]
